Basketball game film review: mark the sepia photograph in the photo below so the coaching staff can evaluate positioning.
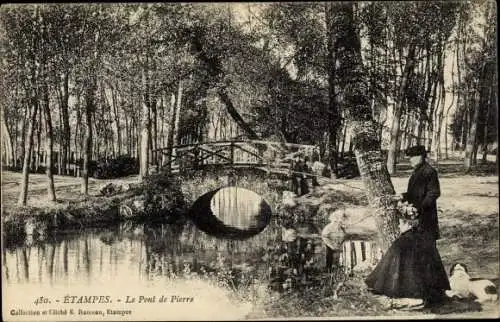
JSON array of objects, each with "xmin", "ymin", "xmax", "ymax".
[{"xmin": 1, "ymin": 1, "xmax": 498, "ymax": 320}]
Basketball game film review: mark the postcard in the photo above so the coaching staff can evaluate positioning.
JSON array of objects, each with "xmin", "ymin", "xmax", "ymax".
[{"xmin": 1, "ymin": 2, "xmax": 498, "ymax": 321}]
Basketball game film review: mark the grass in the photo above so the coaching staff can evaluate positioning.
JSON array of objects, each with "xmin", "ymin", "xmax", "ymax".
[
  {"xmin": 1, "ymin": 171, "xmax": 140, "ymax": 212},
  {"xmin": 1, "ymin": 160, "xmax": 499, "ymax": 319}
]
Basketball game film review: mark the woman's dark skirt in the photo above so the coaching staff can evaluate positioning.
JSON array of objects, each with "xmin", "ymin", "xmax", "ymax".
[{"xmin": 365, "ymin": 228, "xmax": 450, "ymax": 300}]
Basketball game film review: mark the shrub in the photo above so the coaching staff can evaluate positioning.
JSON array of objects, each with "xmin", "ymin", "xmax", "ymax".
[
  {"xmin": 90, "ymin": 155, "xmax": 139, "ymax": 179},
  {"xmin": 140, "ymin": 171, "xmax": 187, "ymax": 222}
]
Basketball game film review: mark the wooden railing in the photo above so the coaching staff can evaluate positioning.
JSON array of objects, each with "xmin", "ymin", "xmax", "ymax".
[{"xmin": 152, "ymin": 140, "xmax": 319, "ymax": 174}]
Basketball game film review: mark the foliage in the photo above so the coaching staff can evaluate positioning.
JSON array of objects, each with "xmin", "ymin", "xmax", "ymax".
[
  {"xmin": 92, "ymin": 155, "xmax": 139, "ymax": 179},
  {"xmin": 1, "ymin": 2, "xmax": 495, "ymax": 177},
  {"xmin": 275, "ymin": 203, "xmax": 318, "ymax": 229},
  {"xmin": 450, "ymin": 1, "xmax": 497, "ymax": 150},
  {"xmin": 140, "ymin": 171, "xmax": 187, "ymax": 220}
]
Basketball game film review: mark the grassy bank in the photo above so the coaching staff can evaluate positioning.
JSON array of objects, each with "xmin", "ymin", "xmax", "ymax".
[
  {"xmin": 1, "ymin": 167, "xmax": 289, "ymax": 242},
  {"xmin": 1, "ymin": 163, "xmax": 498, "ymax": 318},
  {"xmin": 0, "ymin": 171, "xmax": 186, "ymax": 243}
]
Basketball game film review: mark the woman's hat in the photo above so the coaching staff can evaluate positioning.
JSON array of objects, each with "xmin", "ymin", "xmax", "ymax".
[{"xmin": 405, "ymin": 145, "xmax": 427, "ymax": 157}]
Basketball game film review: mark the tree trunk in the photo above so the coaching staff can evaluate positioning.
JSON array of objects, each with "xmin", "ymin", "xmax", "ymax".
[
  {"xmin": 427, "ymin": 62, "xmax": 440, "ymax": 153},
  {"xmin": 159, "ymin": 94, "xmax": 165, "ymax": 152},
  {"xmin": 1, "ymin": 107, "xmax": 15, "ymax": 166},
  {"xmin": 82, "ymin": 27, "xmax": 100, "ymax": 193},
  {"xmin": 399, "ymin": 112, "xmax": 410, "ymax": 157},
  {"xmin": 139, "ymin": 68, "xmax": 150, "ymax": 182},
  {"xmin": 416, "ymin": 113, "xmax": 425, "ymax": 144},
  {"xmin": 18, "ymin": 99, "xmax": 39, "ymax": 206},
  {"xmin": 124, "ymin": 113, "xmax": 129, "ymax": 155},
  {"xmin": 460, "ymin": 23, "xmax": 469, "ymax": 153},
  {"xmin": 172, "ymin": 80, "xmax": 183, "ymax": 164},
  {"xmin": 61, "ymin": 69, "xmax": 70, "ymax": 175},
  {"xmin": 147, "ymin": 114, "xmax": 154, "ymax": 167},
  {"xmin": 35, "ymin": 111, "xmax": 42, "ymax": 172},
  {"xmin": 42, "ymin": 83, "xmax": 56, "ymax": 202},
  {"xmin": 428, "ymin": 91, "xmax": 440, "ymax": 156},
  {"xmin": 101, "ymin": 83, "xmax": 114, "ymax": 158},
  {"xmin": 340, "ymin": 123, "xmax": 348, "ymax": 161},
  {"xmin": 165, "ymin": 93, "xmax": 176, "ymax": 170},
  {"xmin": 111, "ymin": 87, "xmax": 122, "ymax": 156},
  {"xmin": 460, "ymin": 105, "xmax": 468, "ymax": 150},
  {"xmin": 410, "ymin": 114, "xmax": 419, "ymax": 150},
  {"xmin": 472, "ymin": 142, "xmax": 479, "ymax": 166},
  {"xmin": 135, "ymin": 118, "xmax": 140, "ymax": 159},
  {"xmin": 325, "ymin": 2, "xmax": 342, "ymax": 177},
  {"xmin": 81, "ymin": 83, "xmax": 95, "ymax": 195},
  {"xmin": 13, "ymin": 113, "xmax": 19, "ymax": 168},
  {"xmin": 19, "ymin": 105, "xmax": 28, "ymax": 168},
  {"xmin": 387, "ymin": 44, "xmax": 416, "ymax": 174},
  {"xmin": 139, "ymin": 100, "xmax": 150, "ymax": 181},
  {"xmin": 434, "ymin": 49, "xmax": 446, "ymax": 162},
  {"xmin": 464, "ymin": 80, "xmax": 481, "ymax": 172},
  {"xmin": 450, "ymin": 34, "xmax": 462, "ymax": 158},
  {"xmin": 416, "ymin": 47, "xmax": 432, "ymax": 147},
  {"xmin": 189, "ymin": 28, "xmax": 258, "ymax": 140},
  {"xmin": 74, "ymin": 91, "xmax": 82, "ymax": 176},
  {"xmin": 444, "ymin": 49, "xmax": 457, "ymax": 160},
  {"xmin": 327, "ymin": 3, "xmax": 400, "ymax": 252},
  {"xmin": 217, "ymin": 89, "xmax": 258, "ymax": 139},
  {"xmin": 481, "ymin": 82, "xmax": 492, "ymax": 163},
  {"xmin": 152, "ymin": 97, "xmax": 158, "ymax": 162}
]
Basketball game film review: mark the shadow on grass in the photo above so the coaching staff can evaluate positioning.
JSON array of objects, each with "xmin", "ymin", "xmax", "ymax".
[
  {"xmin": 463, "ymin": 192, "xmax": 498, "ymax": 198},
  {"xmin": 440, "ymin": 212, "xmax": 499, "ymax": 241},
  {"xmin": 427, "ymin": 298, "xmax": 483, "ymax": 315},
  {"xmin": 392, "ymin": 161, "xmax": 498, "ymax": 178}
]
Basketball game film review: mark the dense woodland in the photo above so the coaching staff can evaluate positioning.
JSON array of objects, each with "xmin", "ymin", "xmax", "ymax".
[{"xmin": 0, "ymin": 2, "xmax": 497, "ymax": 225}]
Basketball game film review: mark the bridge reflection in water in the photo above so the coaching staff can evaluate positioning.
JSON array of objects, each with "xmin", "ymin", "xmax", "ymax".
[
  {"xmin": 189, "ymin": 187, "xmax": 272, "ymax": 240},
  {"xmin": 1, "ymin": 221, "xmax": 292, "ymax": 319},
  {"xmin": 211, "ymin": 187, "xmax": 264, "ymax": 230},
  {"xmin": 1, "ymin": 220, "xmax": 286, "ymax": 287}
]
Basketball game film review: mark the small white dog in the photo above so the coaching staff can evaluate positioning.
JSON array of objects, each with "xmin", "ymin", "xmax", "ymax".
[{"xmin": 446, "ymin": 263, "xmax": 498, "ymax": 303}]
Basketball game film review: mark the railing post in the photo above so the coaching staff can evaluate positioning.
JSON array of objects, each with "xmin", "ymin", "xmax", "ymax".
[
  {"xmin": 194, "ymin": 145, "xmax": 199, "ymax": 168},
  {"xmin": 230, "ymin": 142, "xmax": 234, "ymax": 165}
]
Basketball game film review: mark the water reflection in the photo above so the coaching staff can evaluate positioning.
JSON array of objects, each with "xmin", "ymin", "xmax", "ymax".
[
  {"xmin": 2, "ymin": 217, "xmax": 331, "ymax": 305},
  {"xmin": 211, "ymin": 187, "xmax": 270, "ymax": 230},
  {"xmin": 1, "ymin": 220, "xmax": 285, "ymax": 288}
]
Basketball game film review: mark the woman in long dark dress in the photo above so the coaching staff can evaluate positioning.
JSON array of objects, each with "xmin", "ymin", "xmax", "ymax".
[{"xmin": 365, "ymin": 207, "xmax": 450, "ymax": 308}]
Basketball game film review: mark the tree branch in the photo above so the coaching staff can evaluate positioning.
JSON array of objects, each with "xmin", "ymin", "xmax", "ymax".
[{"xmin": 189, "ymin": 26, "xmax": 259, "ymax": 139}]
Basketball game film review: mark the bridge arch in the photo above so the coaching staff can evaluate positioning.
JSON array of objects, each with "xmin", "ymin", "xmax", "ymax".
[
  {"xmin": 178, "ymin": 166, "xmax": 289, "ymax": 208},
  {"xmin": 178, "ymin": 166, "xmax": 289, "ymax": 239},
  {"xmin": 189, "ymin": 187, "xmax": 272, "ymax": 240}
]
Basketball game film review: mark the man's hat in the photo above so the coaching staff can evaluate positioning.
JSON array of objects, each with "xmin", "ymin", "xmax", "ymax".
[{"xmin": 405, "ymin": 145, "xmax": 427, "ymax": 157}]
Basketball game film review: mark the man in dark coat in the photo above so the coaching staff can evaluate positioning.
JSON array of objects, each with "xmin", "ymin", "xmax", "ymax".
[{"xmin": 402, "ymin": 145, "xmax": 441, "ymax": 241}]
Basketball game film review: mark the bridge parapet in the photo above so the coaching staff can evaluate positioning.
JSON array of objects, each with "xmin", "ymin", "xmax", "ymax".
[
  {"xmin": 152, "ymin": 140, "xmax": 319, "ymax": 175},
  {"xmin": 177, "ymin": 166, "xmax": 289, "ymax": 211}
]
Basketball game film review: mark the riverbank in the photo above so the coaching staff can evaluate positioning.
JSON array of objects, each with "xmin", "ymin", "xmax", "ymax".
[
  {"xmin": 0, "ymin": 171, "xmax": 183, "ymax": 243},
  {"xmin": 1, "ymin": 165, "xmax": 498, "ymax": 318}
]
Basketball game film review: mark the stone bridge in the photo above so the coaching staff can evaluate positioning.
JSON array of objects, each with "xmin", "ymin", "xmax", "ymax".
[
  {"xmin": 177, "ymin": 166, "xmax": 290, "ymax": 240},
  {"xmin": 175, "ymin": 165, "xmax": 381, "ymax": 272},
  {"xmin": 148, "ymin": 138, "xmax": 381, "ymax": 271}
]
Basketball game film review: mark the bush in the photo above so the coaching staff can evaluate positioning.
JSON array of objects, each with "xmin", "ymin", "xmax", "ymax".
[
  {"xmin": 337, "ymin": 159, "xmax": 360, "ymax": 179},
  {"xmin": 76, "ymin": 159, "xmax": 99, "ymax": 176},
  {"xmin": 89, "ymin": 155, "xmax": 139, "ymax": 179},
  {"xmin": 140, "ymin": 171, "xmax": 187, "ymax": 222}
]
